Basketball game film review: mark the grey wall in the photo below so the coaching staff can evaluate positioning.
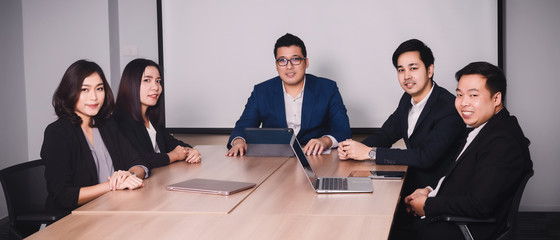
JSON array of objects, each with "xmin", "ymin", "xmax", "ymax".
[
  {"xmin": 111, "ymin": 0, "xmax": 159, "ymax": 93},
  {"xmin": 0, "ymin": 0, "xmax": 27, "ymax": 218},
  {"xmin": 0, "ymin": 0, "xmax": 557, "ymax": 220},
  {"xmin": 23, "ymin": 0, "xmax": 113, "ymax": 163},
  {"xmin": 117, "ymin": 0, "xmax": 159, "ymax": 79},
  {"xmin": 505, "ymin": 0, "xmax": 560, "ymax": 211}
]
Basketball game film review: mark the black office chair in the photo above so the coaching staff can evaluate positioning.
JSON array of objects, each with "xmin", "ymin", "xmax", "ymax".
[
  {"xmin": 442, "ymin": 169, "xmax": 534, "ymax": 240},
  {"xmin": 0, "ymin": 159, "xmax": 67, "ymax": 239}
]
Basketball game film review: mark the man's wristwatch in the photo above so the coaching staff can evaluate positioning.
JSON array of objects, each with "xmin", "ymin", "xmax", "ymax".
[{"xmin": 368, "ymin": 147, "xmax": 377, "ymax": 160}]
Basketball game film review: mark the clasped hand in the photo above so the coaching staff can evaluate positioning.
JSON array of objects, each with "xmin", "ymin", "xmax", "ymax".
[
  {"xmin": 404, "ymin": 188, "xmax": 430, "ymax": 217},
  {"xmin": 108, "ymin": 170, "xmax": 144, "ymax": 191},
  {"xmin": 337, "ymin": 139, "xmax": 371, "ymax": 160},
  {"xmin": 169, "ymin": 146, "xmax": 202, "ymax": 163}
]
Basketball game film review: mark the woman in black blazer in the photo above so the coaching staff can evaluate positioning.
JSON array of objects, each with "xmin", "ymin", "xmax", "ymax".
[
  {"xmin": 114, "ymin": 58, "xmax": 201, "ymax": 169},
  {"xmin": 41, "ymin": 60, "xmax": 148, "ymax": 212}
]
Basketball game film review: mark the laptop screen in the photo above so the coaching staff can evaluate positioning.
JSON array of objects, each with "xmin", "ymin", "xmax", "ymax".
[{"xmin": 290, "ymin": 136, "xmax": 318, "ymax": 184}]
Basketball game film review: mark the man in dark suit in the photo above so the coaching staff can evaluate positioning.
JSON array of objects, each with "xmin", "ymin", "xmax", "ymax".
[
  {"xmin": 405, "ymin": 62, "xmax": 533, "ymax": 239},
  {"xmin": 337, "ymin": 39, "xmax": 464, "ymax": 239},
  {"xmin": 338, "ymin": 38, "xmax": 464, "ymax": 202},
  {"xmin": 226, "ymin": 33, "xmax": 351, "ymax": 156}
]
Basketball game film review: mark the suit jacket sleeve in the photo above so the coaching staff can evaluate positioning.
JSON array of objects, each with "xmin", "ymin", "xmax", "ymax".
[
  {"xmin": 325, "ymin": 82, "xmax": 351, "ymax": 142},
  {"xmin": 228, "ymin": 85, "xmax": 263, "ymax": 148},
  {"xmin": 102, "ymin": 117, "xmax": 150, "ymax": 172},
  {"xmin": 363, "ymin": 90, "xmax": 464, "ymax": 169},
  {"xmin": 154, "ymin": 124, "xmax": 192, "ymax": 167},
  {"xmin": 41, "ymin": 122, "xmax": 82, "ymax": 211},
  {"xmin": 114, "ymin": 110, "xmax": 188, "ymax": 169},
  {"xmin": 158, "ymin": 125, "xmax": 191, "ymax": 150},
  {"xmin": 376, "ymin": 108, "xmax": 463, "ymax": 167},
  {"xmin": 361, "ymin": 107, "xmax": 405, "ymax": 148}
]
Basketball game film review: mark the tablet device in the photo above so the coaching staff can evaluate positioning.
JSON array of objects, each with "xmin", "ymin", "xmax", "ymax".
[
  {"xmin": 244, "ymin": 128, "xmax": 295, "ymax": 157},
  {"xmin": 166, "ymin": 178, "xmax": 256, "ymax": 196},
  {"xmin": 349, "ymin": 171, "xmax": 406, "ymax": 180},
  {"xmin": 369, "ymin": 171, "xmax": 406, "ymax": 180}
]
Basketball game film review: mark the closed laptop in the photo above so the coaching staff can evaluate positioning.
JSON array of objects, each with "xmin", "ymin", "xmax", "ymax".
[{"xmin": 166, "ymin": 178, "xmax": 256, "ymax": 196}]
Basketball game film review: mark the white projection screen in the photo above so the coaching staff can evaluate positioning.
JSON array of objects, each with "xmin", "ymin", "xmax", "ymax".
[{"xmin": 161, "ymin": 0, "xmax": 498, "ymax": 130}]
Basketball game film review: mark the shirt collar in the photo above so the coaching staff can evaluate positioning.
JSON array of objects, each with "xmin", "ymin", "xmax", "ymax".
[
  {"xmin": 466, "ymin": 108, "xmax": 503, "ymax": 129},
  {"xmin": 410, "ymin": 83, "xmax": 434, "ymax": 108},
  {"xmin": 282, "ymin": 76, "xmax": 306, "ymax": 99},
  {"xmin": 468, "ymin": 121, "xmax": 486, "ymax": 137}
]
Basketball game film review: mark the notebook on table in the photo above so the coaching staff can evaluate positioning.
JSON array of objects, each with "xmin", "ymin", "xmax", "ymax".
[
  {"xmin": 166, "ymin": 178, "xmax": 256, "ymax": 196},
  {"xmin": 290, "ymin": 136, "xmax": 373, "ymax": 193},
  {"xmin": 244, "ymin": 128, "xmax": 295, "ymax": 157}
]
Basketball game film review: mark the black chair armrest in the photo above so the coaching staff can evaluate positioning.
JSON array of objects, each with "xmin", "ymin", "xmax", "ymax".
[
  {"xmin": 16, "ymin": 211, "xmax": 68, "ymax": 222},
  {"xmin": 442, "ymin": 215, "xmax": 496, "ymax": 223},
  {"xmin": 441, "ymin": 215, "xmax": 497, "ymax": 240}
]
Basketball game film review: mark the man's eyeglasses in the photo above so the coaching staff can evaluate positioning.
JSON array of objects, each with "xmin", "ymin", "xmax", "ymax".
[{"xmin": 276, "ymin": 57, "xmax": 305, "ymax": 66}]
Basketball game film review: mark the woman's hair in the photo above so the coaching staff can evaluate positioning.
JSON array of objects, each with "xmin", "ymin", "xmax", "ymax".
[
  {"xmin": 52, "ymin": 59, "xmax": 115, "ymax": 127},
  {"xmin": 116, "ymin": 58, "xmax": 164, "ymax": 126}
]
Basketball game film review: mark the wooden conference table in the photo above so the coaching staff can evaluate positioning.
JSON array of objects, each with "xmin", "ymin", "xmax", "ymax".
[{"xmin": 28, "ymin": 145, "xmax": 407, "ymax": 240}]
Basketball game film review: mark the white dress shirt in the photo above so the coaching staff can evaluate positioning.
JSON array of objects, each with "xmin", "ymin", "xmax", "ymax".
[
  {"xmin": 283, "ymin": 80, "xmax": 305, "ymax": 136},
  {"xmin": 407, "ymin": 85, "xmax": 434, "ymax": 138},
  {"xmin": 146, "ymin": 121, "xmax": 160, "ymax": 153}
]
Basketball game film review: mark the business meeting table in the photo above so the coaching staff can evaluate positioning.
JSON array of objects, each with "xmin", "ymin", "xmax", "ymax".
[{"xmin": 28, "ymin": 145, "xmax": 407, "ymax": 240}]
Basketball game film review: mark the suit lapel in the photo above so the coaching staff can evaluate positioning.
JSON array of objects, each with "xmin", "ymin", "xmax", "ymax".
[
  {"xmin": 154, "ymin": 124, "xmax": 165, "ymax": 152},
  {"xmin": 446, "ymin": 134, "xmax": 479, "ymax": 177},
  {"xmin": 410, "ymin": 83, "xmax": 439, "ymax": 139},
  {"xmin": 142, "ymin": 121, "xmax": 158, "ymax": 152},
  {"xmin": 121, "ymin": 110, "xmax": 153, "ymax": 152},
  {"xmin": 413, "ymin": 106, "xmax": 431, "ymax": 137},
  {"xmin": 399, "ymin": 95, "xmax": 412, "ymax": 144},
  {"xmin": 300, "ymin": 75, "xmax": 314, "ymax": 137},
  {"xmin": 75, "ymin": 125, "xmax": 100, "ymax": 182},
  {"xmin": 272, "ymin": 78, "xmax": 288, "ymax": 128}
]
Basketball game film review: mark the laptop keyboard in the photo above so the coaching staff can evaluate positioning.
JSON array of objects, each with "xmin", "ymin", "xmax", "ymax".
[{"xmin": 321, "ymin": 178, "xmax": 348, "ymax": 190}]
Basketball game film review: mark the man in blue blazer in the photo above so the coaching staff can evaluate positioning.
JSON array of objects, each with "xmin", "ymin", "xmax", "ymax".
[
  {"xmin": 337, "ymin": 39, "xmax": 464, "ymax": 239},
  {"xmin": 226, "ymin": 33, "xmax": 351, "ymax": 156}
]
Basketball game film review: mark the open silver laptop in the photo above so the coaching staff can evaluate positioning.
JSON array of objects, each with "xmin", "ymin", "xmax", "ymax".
[{"xmin": 290, "ymin": 136, "xmax": 373, "ymax": 193}]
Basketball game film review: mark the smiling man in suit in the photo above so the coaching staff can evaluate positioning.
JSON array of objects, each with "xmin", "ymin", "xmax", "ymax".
[
  {"xmin": 405, "ymin": 62, "xmax": 533, "ymax": 239},
  {"xmin": 226, "ymin": 33, "xmax": 351, "ymax": 157}
]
